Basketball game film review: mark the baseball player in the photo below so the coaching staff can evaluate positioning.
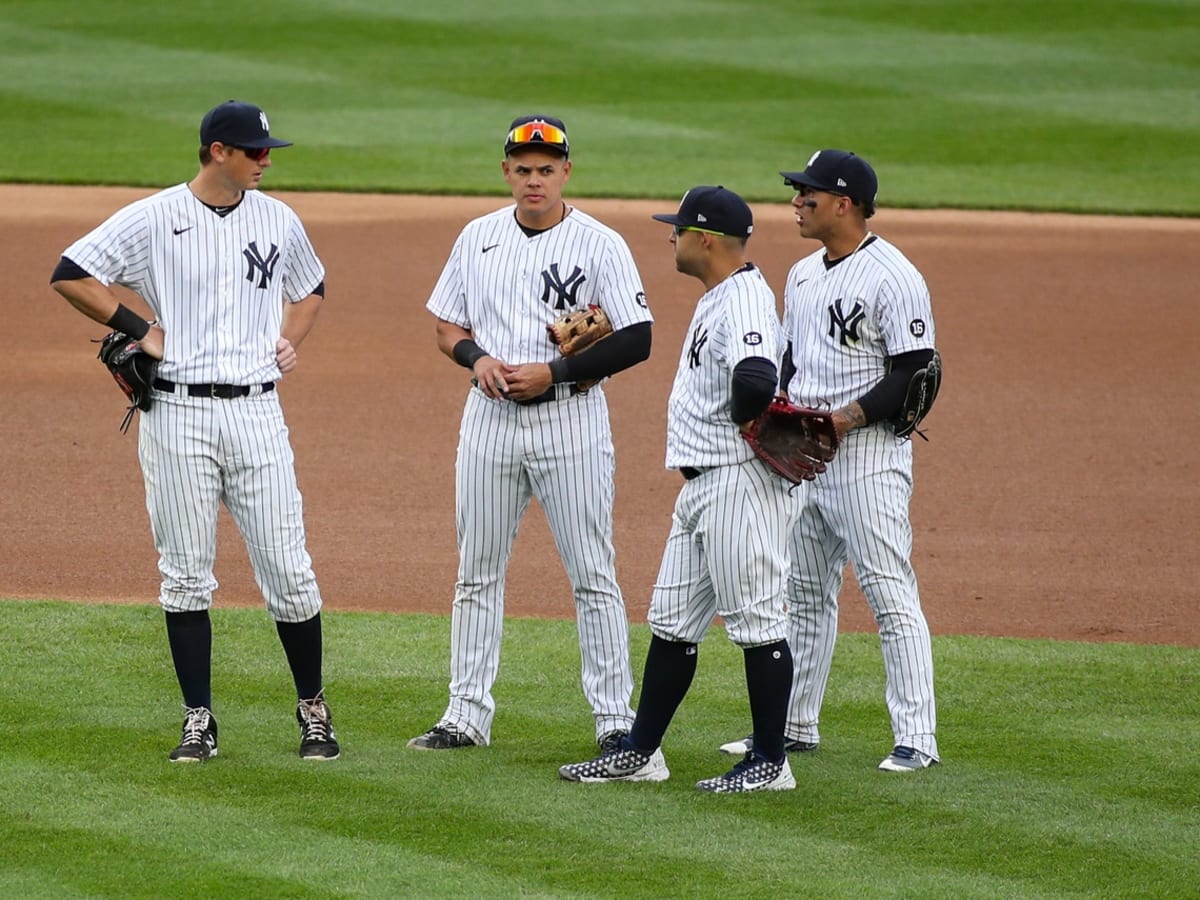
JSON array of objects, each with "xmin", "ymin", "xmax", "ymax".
[
  {"xmin": 50, "ymin": 100, "xmax": 339, "ymax": 763},
  {"xmin": 559, "ymin": 186, "xmax": 799, "ymax": 793},
  {"xmin": 410, "ymin": 115, "xmax": 653, "ymax": 752},
  {"xmin": 719, "ymin": 150, "xmax": 941, "ymax": 771}
]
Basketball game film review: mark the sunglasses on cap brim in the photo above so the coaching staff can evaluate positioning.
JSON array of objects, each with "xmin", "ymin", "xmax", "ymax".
[{"xmin": 507, "ymin": 121, "xmax": 568, "ymax": 147}]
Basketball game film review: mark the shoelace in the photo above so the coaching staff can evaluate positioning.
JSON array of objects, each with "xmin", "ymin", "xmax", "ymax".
[
  {"xmin": 181, "ymin": 707, "xmax": 211, "ymax": 745},
  {"xmin": 298, "ymin": 698, "xmax": 332, "ymax": 742}
]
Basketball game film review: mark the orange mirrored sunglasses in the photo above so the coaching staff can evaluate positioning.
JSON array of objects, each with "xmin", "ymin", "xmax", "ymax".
[{"xmin": 506, "ymin": 121, "xmax": 568, "ymax": 147}]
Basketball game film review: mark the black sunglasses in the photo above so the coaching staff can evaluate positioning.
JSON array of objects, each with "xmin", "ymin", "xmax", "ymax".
[{"xmin": 233, "ymin": 146, "xmax": 271, "ymax": 162}]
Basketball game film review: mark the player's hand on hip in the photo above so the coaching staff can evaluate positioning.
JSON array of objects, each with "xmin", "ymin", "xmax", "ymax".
[
  {"xmin": 276, "ymin": 337, "xmax": 298, "ymax": 374},
  {"xmin": 138, "ymin": 324, "xmax": 165, "ymax": 361},
  {"xmin": 503, "ymin": 363, "xmax": 553, "ymax": 402}
]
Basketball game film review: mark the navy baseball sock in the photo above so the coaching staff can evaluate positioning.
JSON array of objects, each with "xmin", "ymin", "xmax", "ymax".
[
  {"xmin": 164, "ymin": 610, "xmax": 212, "ymax": 710},
  {"xmin": 626, "ymin": 636, "xmax": 698, "ymax": 753},
  {"xmin": 275, "ymin": 613, "xmax": 323, "ymax": 700},
  {"xmin": 743, "ymin": 640, "xmax": 793, "ymax": 763}
]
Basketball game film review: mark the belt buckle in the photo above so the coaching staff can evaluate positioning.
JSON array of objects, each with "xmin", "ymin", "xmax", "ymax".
[{"xmin": 210, "ymin": 384, "xmax": 220, "ymax": 399}]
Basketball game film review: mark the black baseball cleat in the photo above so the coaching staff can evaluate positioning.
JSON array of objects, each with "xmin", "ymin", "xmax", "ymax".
[
  {"xmin": 406, "ymin": 724, "xmax": 479, "ymax": 750},
  {"xmin": 297, "ymin": 693, "xmax": 340, "ymax": 760},
  {"xmin": 597, "ymin": 729, "xmax": 630, "ymax": 753},
  {"xmin": 169, "ymin": 706, "xmax": 218, "ymax": 762}
]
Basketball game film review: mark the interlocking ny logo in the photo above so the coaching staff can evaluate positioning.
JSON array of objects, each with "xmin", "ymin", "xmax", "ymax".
[
  {"xmin": 827, "ymin": 298, "xmax": 866, "ymax": 346},
  {"xmin": 688, "ymin": 325, "xmax": 709, "ymax": 368},
  {"xmin": 243, "ymin": 241, "xmax": 280, "ymax": 289},
  {"xmin": 540, "ymin": 264, "xmax": 587, "ymax": 310}
]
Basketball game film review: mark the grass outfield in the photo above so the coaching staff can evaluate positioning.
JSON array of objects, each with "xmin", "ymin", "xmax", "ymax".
[
  {"xmin": 2, "ymin": 600, "xmax": 1197, "ymax": 898},
  {"xmin": 0, "ymin": 0, "xmax": 1197, "ymax": 214}
]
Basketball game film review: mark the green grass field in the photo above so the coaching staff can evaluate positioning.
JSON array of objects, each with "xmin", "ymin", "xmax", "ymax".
[
  {"xmin": 5, "ymin": 1, "xmax": 1198, "ymax": 895},
  {"xmin": 3, "ymin": 601, "xmax": 1198, "ymax": 899},
  {"xmin": 0, "ymin": 0, "xmax": 1197, "ymax": 213}
]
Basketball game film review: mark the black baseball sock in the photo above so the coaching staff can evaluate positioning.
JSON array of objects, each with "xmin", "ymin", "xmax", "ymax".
[
  {"xmin": 164, "ymin": 610, "xmax": 212, "ymax": 710},
  {"xmin": 627, "ymin": 636, "xmax": 699, "ymax": 753},
  {"xmin": 275, "ymin": 613, "xmax": 323, "ymax": 700},
  {"xmin": 743, "ymin": 639, "xmax": 793, "ymax": 763}
]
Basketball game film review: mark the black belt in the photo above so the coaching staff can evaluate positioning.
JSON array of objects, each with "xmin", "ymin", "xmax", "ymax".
[
  {"xmin": 680, "ymin": 467, "xmax": 711, "ymax": 480},
  {"xmin": 154, "ymin": 378, "xmax": 275, "ymax": 399},
  {"xmin": 514, "ymin": 383, "xmax": 582, "ymax": 405}
]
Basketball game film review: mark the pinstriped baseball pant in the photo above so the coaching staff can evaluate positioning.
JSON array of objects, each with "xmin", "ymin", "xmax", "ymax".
[
  {"xmin": 440, "ymin": 386, "xmax": 635, "ymax": 745},
  {"xmin": 786, "ymin": 425, "xmax": 939, "ymax": 760},
  {"xmin": 137, "ymin": 390, "xmax": 322, "ymax": 623}
]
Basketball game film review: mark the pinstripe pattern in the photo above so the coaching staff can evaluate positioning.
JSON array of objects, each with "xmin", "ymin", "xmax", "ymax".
[
  {"xmin": 64, "ymin": 184, "xmax": 324, "ymax": 384},
  {"xmin": 64, "ymin": 183, "xmax": 326, "ymax": 624},
  {"xmin": 138, "ymin": 390, "xmax": 320, "ymax": 622},
  {"xmin": 781, "ymin": 234, "xmax": 939, "ymax": 760},
  {"xmin": 651, "ymin": 266, "xmax": 796, "ymax": 648},
  {"xmin": 649, "ymin": 461, "xmax": 796, "ymax": 647},
  {"xmin": 427, "ymin": 204, "xmax": 651, "ymax": 745}
]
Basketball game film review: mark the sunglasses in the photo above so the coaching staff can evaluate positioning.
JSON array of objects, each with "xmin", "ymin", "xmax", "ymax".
[
  {"xmin": 506, "ymin": 121, "xmax": 568, "ymax": 148},
  {"xmin": 233, "ymin": 146, "xmax": 271, "ymax": 162},
  {"xmin": 672, "ymin": 224, "xmax": 725, "ymax": 237}
]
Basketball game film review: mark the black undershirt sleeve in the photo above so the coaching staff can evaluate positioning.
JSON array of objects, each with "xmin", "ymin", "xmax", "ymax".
[
  {"xmin": 548, "ymin": 321, "xmax": 651, "ymax": 385},
  {"xmin": 730, "ymin": 357, "xmax": 779, "ymax": 424},
  {"xmin": 857, "ymin": 348, "xmax": 937, "ymax": 424},
  {"xmin": 50, "ymin": 256, "xmax": 91, "ymax": 282},
  {"xmin": 779, "ymin": 341, "xmax": 797, "ymax": 391}
]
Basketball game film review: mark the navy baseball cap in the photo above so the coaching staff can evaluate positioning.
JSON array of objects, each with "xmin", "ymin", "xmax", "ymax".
[
  {"xmin": 781, "ymin": 149, "xmax": 877, "ymax": 205},
  {"xmin": 651, "ymin": 185, "xmax": 754, "ymax": 238},
  {"xmin": 200, "ymin": 100, "xmax": 292, "ymax": 149},
  {"xmin": 504, "ymin": 115, "xmax": 569, "ymax": 158}
]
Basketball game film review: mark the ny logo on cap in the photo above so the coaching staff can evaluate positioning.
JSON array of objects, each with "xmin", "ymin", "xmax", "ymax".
[{"xmin": 260, "ymin": 111, "xmax": 270, "ymax": 132}]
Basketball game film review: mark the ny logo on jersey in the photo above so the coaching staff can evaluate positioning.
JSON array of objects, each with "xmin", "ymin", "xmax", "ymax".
[
  {"xmin": 243, "ymin": 241, "xmax": 280, "ymax": 289},
  {"xmin": 827, "ymin": 298, "xmax": 866, "ymax": 346},
  {"xmin": 540, "ymin": 264, "xmax": 587, "ymax": 310},
  {"xmin": 687, "ymin": 326, "xmax": 709, "ymax": 368}
]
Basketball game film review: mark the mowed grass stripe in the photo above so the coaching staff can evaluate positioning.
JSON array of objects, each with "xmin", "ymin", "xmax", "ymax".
[{"xmin": 3, "ymin": 600, "xmax": 1197, "ymax": 898}]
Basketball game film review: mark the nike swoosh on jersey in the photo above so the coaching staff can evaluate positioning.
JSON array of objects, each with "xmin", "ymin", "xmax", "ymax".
[
  {"xmin": 173, "ymin": 226, "xmax": 194, "ymax": 235},
  {"xmin": 481, "ymin": 244, "xmax": 500, "ymax": 253}
]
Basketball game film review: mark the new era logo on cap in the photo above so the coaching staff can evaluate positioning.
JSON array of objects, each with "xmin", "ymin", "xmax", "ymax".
[{"xmin": 650, "ymin": 185, "xmax": 754, "ymax": 238}]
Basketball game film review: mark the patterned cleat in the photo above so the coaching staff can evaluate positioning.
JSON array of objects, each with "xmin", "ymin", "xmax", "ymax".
[
  {"xmin": 878, "ymin": 745, "xmax": 939, "ymax": 772},
  {"xmin": 407, "ymin": 724, "xmax": 479, "ymax": 750},
  {"xmin": 597, "ymin": 729, "xmax": 630, "ymax": 753},
  {"xmin": 168, "ymin": 706, "xmax": 218, "ymax": 763},
  {"xmin": 297, "ymin": 693, "xmax": 340, "ymax": 760},
  {"xmin": 696, "ymin": 753, "xmax": 796, "ymax": 793},
  {"xmin": 718, "ymin": 734, "xmax": 818, "ymax": 756},
  {"xmin": 559, "ymin": 746, "xmax": 670, "ymax": 783}
]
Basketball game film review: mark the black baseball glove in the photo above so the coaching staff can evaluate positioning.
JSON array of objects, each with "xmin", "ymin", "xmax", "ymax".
[
  {"xmin": 96, "ymin": 330, "xmax": 159, "ymax": 433},
  {"xmin": 889, "ymin": 349, "xmax": 942, "ymax": 439}
]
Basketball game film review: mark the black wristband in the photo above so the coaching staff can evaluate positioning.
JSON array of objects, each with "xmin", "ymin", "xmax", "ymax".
[
  {"xmin": 452, "ymin": 338, "xmax": 487, "ymax": 370},
  {"xmin": 105, "ymin": 303, "xmax": 150, "ymax": 341}
]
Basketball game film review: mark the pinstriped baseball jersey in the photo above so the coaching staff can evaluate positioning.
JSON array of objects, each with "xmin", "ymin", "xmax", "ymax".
[
  {"xmin": 426, "ymin": 205, "xmax": 653, "ymax": 360},
  {"xmin": 423, "ymin": 202, "xmax": 650, "ymax": 746},
  {"xmin": 665, "ymin": 264, "xmax": 782, "ymax": 469},
  {"xmin": 63, "ymin": 183, "xmax": 324, "ymax": 385},
  {"xmin": 782, "ymin": 234, "xmax": 935, "ymax": 409}
]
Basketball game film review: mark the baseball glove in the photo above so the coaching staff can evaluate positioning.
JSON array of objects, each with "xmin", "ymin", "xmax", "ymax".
[
  {"xmin": 546, "ymin": 304, "xmax": 613, "ymax": 391},
  {"xmin": 96, "ymin": 330, "xmax": 159, "ymax": 433},
  {"xmin": 889, "ymin": 349, "xmax": 942, "ymax": 440},
  {"xmin": 741, "ymin": 398, "xmax": 840, "ymax": 484}
]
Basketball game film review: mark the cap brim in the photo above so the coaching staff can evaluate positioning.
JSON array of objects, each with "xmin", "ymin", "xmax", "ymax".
[
  {"xmin": 238, "ymin": 137, "xmax": 293, "ymax": 149},
  {"xmin": 651, "ymin": 213, "xmax": 687, "ymax": 225},
  {"xmin": 780, "ymin": 170, "xmax": 831, "ymax": 191}
]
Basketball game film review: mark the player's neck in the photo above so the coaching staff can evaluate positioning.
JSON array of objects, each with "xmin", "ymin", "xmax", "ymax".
[
  {"xmin": 515, "ymin": 201, "xmax": 569, "ymax": 232},
  {"xmin": 824, "ymin": 227, "xmax": 872, "ymax": 263},
  {"xmin": 188, "ymin": 169, "xmax": 245, "ymax": 209}
]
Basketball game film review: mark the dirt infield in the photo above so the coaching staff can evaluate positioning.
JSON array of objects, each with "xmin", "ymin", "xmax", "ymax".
[{"xmin": 3, "ymin": 185, "xmax": 1197, "ymax": 647}]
